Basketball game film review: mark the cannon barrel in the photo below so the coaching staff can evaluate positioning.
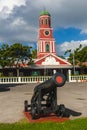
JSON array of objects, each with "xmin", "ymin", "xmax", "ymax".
[{"xmin": 34, "ymin": 72, "xmax": 66, "ymax": 96}]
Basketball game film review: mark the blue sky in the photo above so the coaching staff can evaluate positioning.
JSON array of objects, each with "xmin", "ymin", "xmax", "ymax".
[
  {"xmin": 0, "ymin": 0, "xmax": 87, "ymax": 56},
  {"xmin": 54, "ymin": 28, "xmax": 85, "ymax": 44}
]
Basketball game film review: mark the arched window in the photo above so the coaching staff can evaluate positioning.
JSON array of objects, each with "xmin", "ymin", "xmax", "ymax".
[
  {"xmin": 40, "ymin": 19, "xmax": 44, "ymax": 25},
  {"xmin": 46, "ymin": 44, "xmax": 50, "ymax": 52},
  {"xmin": 45, "ymin": 19, "xmax": 48, "ymax": 25},
  {"xmin": 41, "ymin": 19, "xmax": 44, "ymax": 25}
]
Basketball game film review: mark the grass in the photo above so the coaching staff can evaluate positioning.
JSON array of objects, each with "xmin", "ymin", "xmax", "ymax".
[{"xmin": 0, "ymin": 118, "xmax": 87, "ymax": 130}]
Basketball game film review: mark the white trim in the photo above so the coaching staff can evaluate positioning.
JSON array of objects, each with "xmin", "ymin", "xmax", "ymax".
[
  {"xmin": 51, "ymin": 54, "xmax": 71, "ymax": 65},
  {"xmin": 39, "ymin": 28, "xmax": 53, "ymax": 30},
  {"xmin": 41, "ymin": 41, "xmax": 42, "ymax": 52},
  {"xmin": 50, "ymin": 41, "xmax": 52, "ymax": 52},
  {"xmin": 40, "ymin": 15, "xmax": 50, "ymax": 18},
  {"xmin": 42, "ymin": 55, "xmax": 60, "ymax": 65},
  {"xmin": 39, "ymin": 38, "xmax": 55, "ymax": 41},
  {"xmin": 52, "ymin": 41, "xmax": 55, "ymax": 52},
  {"xmin": 35, "ymin": 53, "xmax": 71, "ymax": 65}
]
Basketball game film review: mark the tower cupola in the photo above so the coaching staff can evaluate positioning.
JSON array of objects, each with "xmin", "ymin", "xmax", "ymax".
[{"xmin": 39, "ymin": 10, "xmax": 51, "ymax": 28}]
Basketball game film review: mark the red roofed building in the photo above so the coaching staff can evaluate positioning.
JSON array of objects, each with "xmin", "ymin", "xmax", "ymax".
[{"xmin": 34, "ymin": 10, "xmax": 72, "ymax": 74}]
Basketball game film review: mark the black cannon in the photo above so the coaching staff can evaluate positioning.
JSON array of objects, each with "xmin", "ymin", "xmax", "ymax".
[{"xmin": 24, "ymin": 72, "xmax": 66, "ymax": 119}]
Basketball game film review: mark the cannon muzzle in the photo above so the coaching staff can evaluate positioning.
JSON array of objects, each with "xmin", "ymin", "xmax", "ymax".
[
  {"xmin": 52, "ymin": 72, "xmax": 66, "ymax": 87},
  {"xmin": 33, "ymin": 72, "xmax": 66, "ymax": 98}
]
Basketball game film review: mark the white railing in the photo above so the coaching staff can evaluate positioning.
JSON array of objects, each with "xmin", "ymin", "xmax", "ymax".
[
  {"xmin": 0, "ymin": 75, "xmax": 87, "ymax": 84},
  {"xmin": 0, "ymin": 76, "xmax": 51, "ymax": 84},
  {"xmin": 69, "ymin": 75, "xmax": 87, "ymax": 82}
]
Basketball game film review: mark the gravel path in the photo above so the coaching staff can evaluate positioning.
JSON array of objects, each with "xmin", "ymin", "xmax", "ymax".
[{"xmin": 0, "ymin": 82, "xmax": 87, "ymax": 123}]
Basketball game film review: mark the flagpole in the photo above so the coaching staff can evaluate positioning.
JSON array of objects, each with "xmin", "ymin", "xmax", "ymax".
[{"xmin": 73, "ymin": 49, "xmax": 75, "ymax": 75}]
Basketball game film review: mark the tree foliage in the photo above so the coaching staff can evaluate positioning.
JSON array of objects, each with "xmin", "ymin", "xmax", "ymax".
[
  {"xmin": 67, "ymin": 45, "xmax": 87, "ymax": 67},
  {"xmin": 32, "ymin": 49, "xmax": 37, "ymax": 59},
  {"xmin": 0, "ymin": 44, "xmax": 11, "ymax": 67},
  {"xmin": 0, "ymin": 43, "xmax": 33, "ymax": 68}
]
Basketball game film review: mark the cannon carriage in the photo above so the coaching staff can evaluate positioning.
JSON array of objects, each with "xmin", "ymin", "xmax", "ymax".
[{"xmin": 24, "ymin": 72, "xmax": 66, "ymax": 119}]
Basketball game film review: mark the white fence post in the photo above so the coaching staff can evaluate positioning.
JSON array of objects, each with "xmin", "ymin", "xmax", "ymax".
[
  {"xmin": 18, "ymin": 77, "xmax": 21, "ymax": 83},
  {"xmin": 68, "ymin": 69, "xmax": 71, "ymax": 82}
]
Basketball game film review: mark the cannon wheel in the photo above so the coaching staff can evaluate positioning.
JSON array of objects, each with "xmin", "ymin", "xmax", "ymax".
[
  {"xmin": 24, "ymin": 100, "xmax": 28, "ymax": 112},
  {"xmin": 31, "ymin": 108, "xmax": 36, "ymax": 119},
  {"xmin": 31, "ymin": 103, "xmax": 37, "ymax": 119},
  {"xmin": 59, "ymin": 104, "xmax": 66, "ymax": 117},
  {"xmin": 56, "ymin": 104, "xmax": 66, "ymax": 117}
]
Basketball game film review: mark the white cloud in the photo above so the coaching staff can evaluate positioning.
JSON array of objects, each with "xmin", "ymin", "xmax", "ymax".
[
  {"xmin": 57, "ymin": 40, "xmax": 87, "ymax": 56},
  {"xmin": 0, "ymin": 0, "xmax": 26, "ymax": 19},
  {"xmin": 0, "ymin": 0, "xmax": 87, "ymax": 44},
  {"xmin": 11, "ymin": 18, "xmax": 26, "ymax": 26},
  {"xmin": 0, "ymin": 0, "xmax": 26, "ymax": 12}
]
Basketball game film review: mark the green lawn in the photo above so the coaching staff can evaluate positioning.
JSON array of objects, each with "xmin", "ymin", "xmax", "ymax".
[{"xmin": 0, "ymin": 118, "xmax": 87, "ymax": 130}]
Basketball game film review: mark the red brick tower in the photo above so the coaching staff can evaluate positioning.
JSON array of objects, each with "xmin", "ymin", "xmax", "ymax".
[
  {"xmin": 37, "ymin": 10, "xmax": 56, "ymax": 58},
  {"xmin": 35, "ymin": 10, "xmax": 71, "ymax": 66}
]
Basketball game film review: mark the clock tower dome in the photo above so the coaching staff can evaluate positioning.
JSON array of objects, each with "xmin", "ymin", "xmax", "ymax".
[{"xmin": 37, "ymin": 10, "xmax": 56, "ymax": 58}]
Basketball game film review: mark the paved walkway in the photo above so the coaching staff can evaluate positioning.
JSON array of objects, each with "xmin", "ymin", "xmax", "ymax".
[{"xmin": 0, "ymin": 82, "xmax": 87, "ymax": 123}]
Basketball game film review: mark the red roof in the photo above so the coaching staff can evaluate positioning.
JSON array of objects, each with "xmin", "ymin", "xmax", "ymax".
[{"xmin": 35, "ymin": 53, "xmax": 71, "ymax": 66}]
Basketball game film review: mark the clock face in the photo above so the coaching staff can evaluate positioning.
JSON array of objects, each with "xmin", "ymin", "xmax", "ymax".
[{"xmin": 44, "ymin": 30, "xmax": 50, "ymax": 36}]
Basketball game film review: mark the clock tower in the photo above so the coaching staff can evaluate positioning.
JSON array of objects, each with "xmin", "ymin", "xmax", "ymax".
[
  {"xmin": 35, "ymin": 10, "xmax": 71, "ymax": 67},
  {"xmin": 37, "ymin": 10, "xmax": 56, "ymax": 58}
]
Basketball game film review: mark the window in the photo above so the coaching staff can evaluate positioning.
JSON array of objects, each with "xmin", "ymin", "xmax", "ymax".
[
  {"xmin": 46, "ymin": 44, "xmax": 50, "ymax": 52},
  {"xmin": 45, "ymin": 19, "xmax": 48, "ymax": 25},
  {"xmin": 40, "ymin": 19, "xmax": 44, "ymax": 25}
]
